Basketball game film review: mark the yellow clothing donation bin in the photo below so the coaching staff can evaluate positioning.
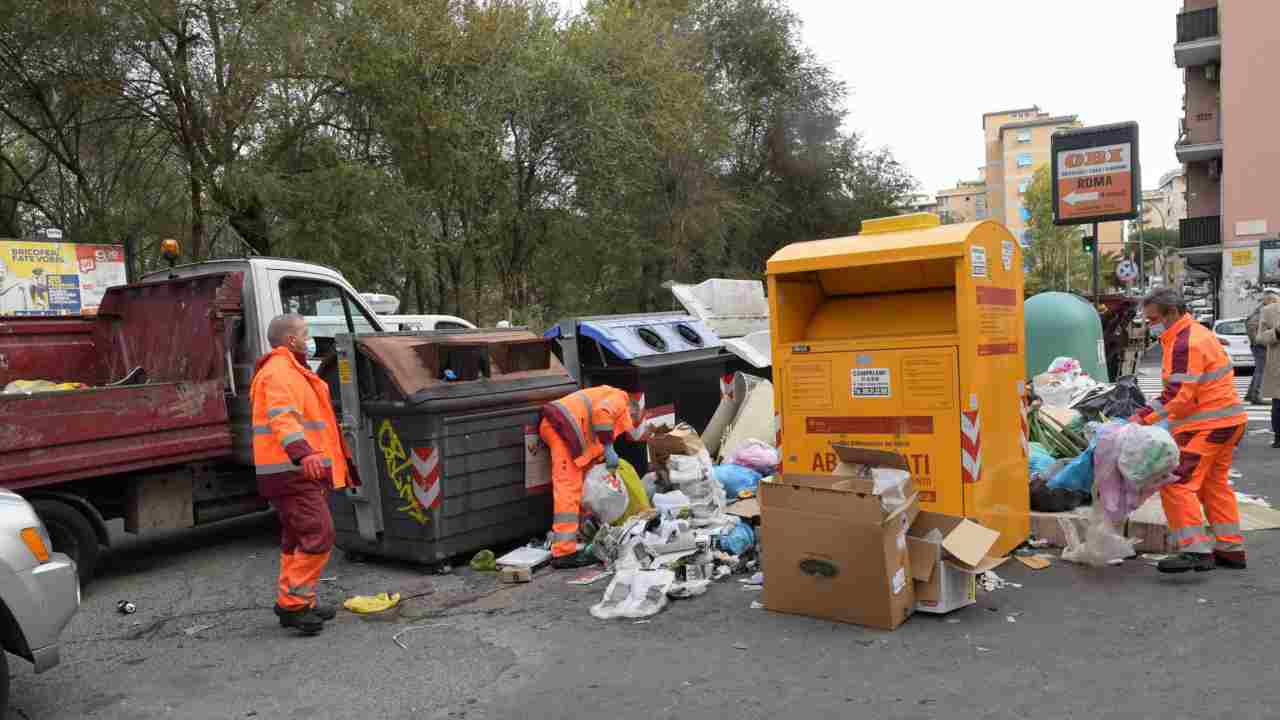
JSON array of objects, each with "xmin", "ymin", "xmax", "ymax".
[{"xmin": 766, "ymin": 213, "xmax": 1029, "ymax": 555}]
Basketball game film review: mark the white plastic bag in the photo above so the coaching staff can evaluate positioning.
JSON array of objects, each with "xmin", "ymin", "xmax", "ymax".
[
  {"xmin": 1060, "ymin": 504, "xmax": 1137, "ymax": 567},
  {"xmin": 590, "ymin": 569, "xmax": 675, "ymax": 619},
  {"xmin": 1117, "ymin": 425, "xmax": 1179, "ymax": 487},
  {"xmin": 583, "ymin": 465, "xmax": 629, "ymax": 526}
]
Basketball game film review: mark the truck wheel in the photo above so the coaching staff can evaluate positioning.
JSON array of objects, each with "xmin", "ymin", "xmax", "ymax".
[{"xmin": 31, "ymin": 499, "xmax": 100, "ymax": 582}]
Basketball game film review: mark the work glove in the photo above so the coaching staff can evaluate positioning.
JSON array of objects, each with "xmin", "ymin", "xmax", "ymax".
[
  {"xmin": 603, "ymin": 444, "xmax": 619, "ymax": 470},
  {"xmin": 301, "ymin": 453, "xmax": 328, "ymax": 482}
]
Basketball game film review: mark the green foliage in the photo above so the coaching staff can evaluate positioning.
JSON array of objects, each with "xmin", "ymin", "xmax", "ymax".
[{"xmin": 0, "ymin": 0, "xmax": 916, "ymax": 325}]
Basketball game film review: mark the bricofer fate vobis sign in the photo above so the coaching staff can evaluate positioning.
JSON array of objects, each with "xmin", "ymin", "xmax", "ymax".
[{"xmin": 1051, "ymin": 122, "xmax": 1141, "ymax": 226}]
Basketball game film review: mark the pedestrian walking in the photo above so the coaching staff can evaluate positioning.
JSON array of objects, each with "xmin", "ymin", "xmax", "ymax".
[
  {"xmin": 1243, "ymin": 289, "xmax": 1279, "ymax": 403},
  {"xmin": 1256, "ymin": 295, "xmax": 1280, "ymax": 449},
  {"xmin": 249, "ymin": 314, "xmax": 353, "ymax": 634},
  {"xmin": 1131, "ymin": 288, "xmax": 1247, "ymax": 573}
]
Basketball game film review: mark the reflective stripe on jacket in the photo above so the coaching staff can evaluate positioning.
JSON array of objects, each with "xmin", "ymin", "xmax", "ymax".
[
  {"xmin": 541, "ymin": 385, "xmax": 636, "ymax": 469},
  {"xmin": 1138, "ymin": 313, "xmax": 1246, "ymax": 433},
  {"xmin": 249, "ymin": 347, "xmax": 350, "ymax": 496}
]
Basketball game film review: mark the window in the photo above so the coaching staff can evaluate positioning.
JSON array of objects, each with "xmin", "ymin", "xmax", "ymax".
[
  {"xmin": 1018, "ymin": 179, "xmax": 1031, "ymax": 194},
  {"xmin": 1019, "ymin": 206, "xmax": 1031, "ymax": 223},
  {"xmin": 1016, "ymin": 153, "xmax": 1033, "ymax": 168},
  {"xmin": 279, "ymin": 277, "xmax": 380, "ymax": 362},
  {"xmin": 436, "ymin": 321, "xmax": 470, "ymax": 330},
  {"xmin": 1017, "ymin": 129, "xmax": 1032, "ymax": 143}
]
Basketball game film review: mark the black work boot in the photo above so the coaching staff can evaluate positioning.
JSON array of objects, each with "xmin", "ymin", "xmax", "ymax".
[
  {"xmin": 1157, "ymin": 552, "xmax": 1216, "ymax": 574},
  {"xmin": 1272, "ymin": 436, "xmax": 1280, "ymax": 449},
  {"xmin": 1213, "ymin": 549, "xmax": 1248, "ymax": 569},
  {"xmin": 274, "ymin": 605, "xmax": 325, "ymax": 634},
  {"xmin": 311, "ymin": 603, "xmax": 338, "ymax": 621},
  {"xmin": 551, "ymin": 551, "xmax": 599, "ymax": 570}
]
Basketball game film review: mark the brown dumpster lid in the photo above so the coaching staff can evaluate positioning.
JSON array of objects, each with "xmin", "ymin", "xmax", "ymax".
[{"xmin": 356, "ymin": 330, "xmax": 566, "ymax": 398}]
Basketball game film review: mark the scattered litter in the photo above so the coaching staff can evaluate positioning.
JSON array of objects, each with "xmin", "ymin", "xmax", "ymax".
[
  {"xmin": 1197, "ymin": 598, "xmax": 1207, "ymax": 604},
  {"xmin": 1005, "ymin": 616, "xmax": 1017, "ymax": 624},
  {"xmin": 568, "ymin": 569, "xmax": 613, "ymax": 586},
  {"xmin": 750, "ymin": 601, "xmax": 764, "ymax": 610},
  {"xmin": 500, "ymin": 566, "xmax": 532, "ymax": 584},
  {"xmin": 392, "ymin": 623, "xmax": 446, "ymax": 650},
  {"xmin": 1237, "ymin": 492, "xmax": 1271, "ymax": 507},
  {"xmin": 496, "ymin": 546, "xmax": 552, "ymax": 569},
  {"xmin": 633, "ymin": 620, "xmax": 651, "ymax": 625},
  {"xmin": 668, "ymin": 580, "xmax": 711, "ymax": 599},
  {"xmin": 739, "ymin": 571, "xmax": 764, "ymax": 586},
  {"xmin": 1229, "ymin": 470, "xmax": 1244, "ymax": 480},
  {"xmin": 319, "ymin": 577, "xmax": 337, "ymax": 583},
  {"xmin": 741, "ymin": 584, "xmax": 762, "ymax": 592},
  {"xmin": 732, "ymin": 642, "xmax": 749, "ymax": 650},
  {"xmin": 1015, "ymin": 555, "xmax": 1051, "ymax": 570},
  {"xmin": 116, "ymin": 600, "xmax": 137, "ymax": 615},
  {"xmin": 343, "ymin": 592, "xmax": 402, "ymax": 614},
  {"xmin": 590, "ymin": 569, "xmax": 675, "ymax": 619},
  {"xmin": 1141, "ymin": 553, "xmax": 1170, "ymax": 564},
  {"xmin": 978, "ymin": 571, "xmax": 1021, "ymax": 592},
  {"xmin": 975, "ymin": 646, "xmax": 991, "ymax": 653},
  {"xmin": 945, "ymin": 619, "xmax": 961, "ymax": 624},
  {"xmin": 1027, "ymin": 538, "xmax": 1051, "ymax": 549},
  {"xmin": 182, "ymin": 622, "xmax": 218, "ymax": 636}
]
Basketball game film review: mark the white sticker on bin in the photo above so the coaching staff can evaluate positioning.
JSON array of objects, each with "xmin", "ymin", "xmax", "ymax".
[
  {"xmin": 892, "ymin": 567, "xmax": 907, "ymax": 595},
  {"xmin": 852, "ymin": 368, "xmax": 891, "ymax": 398},
  {"xmin": 970, "ymin": 246, "xmax": 988, "ymax": 278}
]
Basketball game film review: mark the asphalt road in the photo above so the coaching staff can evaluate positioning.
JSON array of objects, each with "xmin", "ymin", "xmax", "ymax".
[{"xmin": 11, "ymin": 387, "xmax": 1280, "ymax": 719}]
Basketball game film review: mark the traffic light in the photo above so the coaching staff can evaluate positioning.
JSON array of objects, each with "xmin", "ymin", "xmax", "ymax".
[{"xmin": 1081, "ymin": 235, "xmax": 1096, "ymax": 254}]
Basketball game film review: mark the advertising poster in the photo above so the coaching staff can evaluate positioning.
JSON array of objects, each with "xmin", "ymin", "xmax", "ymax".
[{"xmin": 0, "ymin": 240, "xmax": 127, "ymax": 316}]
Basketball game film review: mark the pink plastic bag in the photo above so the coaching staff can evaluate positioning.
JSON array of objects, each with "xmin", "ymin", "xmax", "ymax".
[{"xmin": 725, "ymin": 439, "xmax": 780, "ymax": 475}]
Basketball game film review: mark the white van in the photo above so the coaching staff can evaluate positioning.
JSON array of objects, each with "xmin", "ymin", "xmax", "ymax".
[{"xmin": 379, "ymin": 314, "xmax": 476, "ymax": 332}]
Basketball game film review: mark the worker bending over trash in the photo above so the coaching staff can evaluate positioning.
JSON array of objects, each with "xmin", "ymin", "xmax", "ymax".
[
  {"xmin": 539, "ymin": 385, "xmax": 644, "ymax": 568},
  {"xmin": 250, "ymin": 314, "xmax": 354, "ymax": 634},
  {"xmin": 1131, "ymin": 289, "xmax": 1247, "ymax": 573}
]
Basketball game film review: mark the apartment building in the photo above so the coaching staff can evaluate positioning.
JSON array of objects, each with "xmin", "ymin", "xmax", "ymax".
[
  {"xmin": 1140, "ymin": 169, "xmax": 1187, "ymax": 230},
  {"xmin": 982, "ymin": 108, "xmax": 1124, "ymax": 252},
  {"xmin": 935, "ymin": 180, "xmax": 988, "ymax": 224},
  {"xmin": 1174, "ymin": 0, "xmax": 1280, "ymax": 319}
]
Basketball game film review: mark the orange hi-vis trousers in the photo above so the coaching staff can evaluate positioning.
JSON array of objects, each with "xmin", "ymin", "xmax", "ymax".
[
  {"xmin": 1161, "ymin": 424, "xmax": 1246, "ymax": 554},
  {"xmin": 540, "ymin": 418, "xmax": 589, "ymax": 558},
  {"xmin": 269, "ymin": 488, "xmax": 335, "ymax": 611}
]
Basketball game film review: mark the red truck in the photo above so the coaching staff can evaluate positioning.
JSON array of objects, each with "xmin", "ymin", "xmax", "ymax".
[{"xmin": 0, "ymin": 257, "xmax": 390, "ymax": 580}]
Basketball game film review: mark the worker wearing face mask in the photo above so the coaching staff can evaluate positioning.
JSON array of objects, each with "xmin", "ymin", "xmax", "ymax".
[
  {"xmin": 250, "ymin": 313, "xmax": 351, "ymax": 634},
  {"xmin": 1131, "ymin": 289, "xmax": 1247, "ymax": 573}
]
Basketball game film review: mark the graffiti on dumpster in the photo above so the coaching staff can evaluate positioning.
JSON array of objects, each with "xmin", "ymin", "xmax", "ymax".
[{"xmin": 376, "ymin": 419, "xmax": 441, "ymax": 524}]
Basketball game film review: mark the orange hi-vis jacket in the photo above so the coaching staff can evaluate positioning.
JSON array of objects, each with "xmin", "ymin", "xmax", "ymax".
[
  {"xmin": 1136, "ymin": 313, "xmax": 1247, "ymax": 433},
  {"xmin": 249, "ymin": 347, "xmax": 350, "ymax": 497},
  {"xmin": 541, "ymin": 385, "xmax": 638, "ymax": 467}
]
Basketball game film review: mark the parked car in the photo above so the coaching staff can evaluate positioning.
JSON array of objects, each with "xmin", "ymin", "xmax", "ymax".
[
  {"xmin": 0, "ymin": 489, "xmax": 79, "ymax": 713},
  {"xmin": 378, "ymin": 314, "xmax": 477, "ymax": 332},
  {"xmin": 1214, "ymin": 317, "xmax": 1254, "ymax": 369}
]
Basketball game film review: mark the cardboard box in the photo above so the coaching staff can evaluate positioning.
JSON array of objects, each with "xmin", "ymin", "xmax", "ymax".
[
  {"xmin": 760, "ymin": 446, "xmax": 918, "ymax": 630},
  {"xmin": 906, "ymin": 511, "xmax": 1004, "ymax": 615},
  {"xmin": 500, "ymin": 566, "xmax": 532, "ymax": 584},
  {"xmin": 1029, "ymin": 509, "xmax": 1090, "ymax": 548}
]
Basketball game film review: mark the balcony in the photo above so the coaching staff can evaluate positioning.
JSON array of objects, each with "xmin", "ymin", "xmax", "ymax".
[
  {"xmin": 1176, "ymin": 114, "xmax": 1222, "ymax": 163},
  {"xmin": 1180, "ymin": 215, "xmax": 1221, "ymax": 250},
  {"xmin": 1175, "ymin": 7, "xmax": 1221, "ymax": 68}
]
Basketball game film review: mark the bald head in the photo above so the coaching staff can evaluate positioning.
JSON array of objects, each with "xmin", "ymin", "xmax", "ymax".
[{"xmin": 268, "ymin": 313, "xmax": 307, "ymax": 348}]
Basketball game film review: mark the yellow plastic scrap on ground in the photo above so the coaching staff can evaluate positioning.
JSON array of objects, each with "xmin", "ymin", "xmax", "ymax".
[
  {"xmin": 613, "ymin": 459, "xmax": 653, "ymax": 526},
  {"xmin": 3, "ymin": 379, "xmax": 88, "ymax": 394},
  {"xmin": 343, "ymin": 592, "xmax": 402, "ymax": 614}
]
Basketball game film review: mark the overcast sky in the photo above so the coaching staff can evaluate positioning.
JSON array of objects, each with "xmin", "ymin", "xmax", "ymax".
[{"xmin": 785, "ymin": 0, "xmax": 1185, "ymax": 194}]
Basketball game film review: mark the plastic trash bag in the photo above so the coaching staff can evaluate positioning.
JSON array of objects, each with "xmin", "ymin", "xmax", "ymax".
[
  {"xmin": 1060, "ymin": 504, "xmax": 1136, "ymax": 567},
  {"xmin": 583, "ymin": 464, "xmax": 630, "ymax": 525},
  {"xmin": 1093, "ymin": 422, "xmax": 1180, "ymax": 524},
  {"xmin": 1028, "ymin": 443, "xmax": 1056, "ymax": 479},
  {"xmin": 725, "ymin": 439, "xmax": 780, "ymax": 475},
  {"xmin": 613, "ymin": 460, "xmax": 652, "ymax": 525},
  {"xmin": 1073, "ymin": 375, "xmax": 1147, "ymax": 421},
  {"xmin": 1049, "ymin": 445, "xmax": 1096, "ymax": 493},
  {"xmin": 653, "ymin": 490, "xmax": 691, "ymax": 518},
  {"xmin": 641, "ymin": 472, "xmax": 659, "ymax": 503},
  {"xmin": 718, "ymin": 518, "xmax": 755, "ymax": 556},
  {"xmin": 469, "ymin": 549, "xmax": 497, "ymax": 572},
  {"xmin": 1117, "ymin": 425, "xmax": 1179, "ymax": 486},
  {"xmin": 713, "ymin": 464, "xmax": 763, "ymax": 497},
  {"xmin": 590, "ymin": 569, "xmax": 675, "ymax": 619}
]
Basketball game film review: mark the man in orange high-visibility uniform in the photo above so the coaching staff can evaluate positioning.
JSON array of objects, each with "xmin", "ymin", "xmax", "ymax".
[
  {"xmin": 1132, "ymin": 289, "xmax": 1248, "ymax": 573},
  {"xmin": 539, "ymin": 385, "xmax": 643, "ymax": 569},
  {"xmin": 250, "ymin": 314, "xmax": 353, "ymax": 634}
]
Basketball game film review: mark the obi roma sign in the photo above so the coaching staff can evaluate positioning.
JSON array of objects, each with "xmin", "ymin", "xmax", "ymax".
[{"xmin": 1051, "ymin": 122, "xmax": 1140, "ymax": 226}]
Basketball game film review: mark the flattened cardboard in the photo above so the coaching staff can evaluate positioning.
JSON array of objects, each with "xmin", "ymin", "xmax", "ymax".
[
  {"xmin": 907, "ymin": 536, "xmax": 939, "ymax": 582},
  {"xmin": 941, "ymin": 520, "xmax": 1001, "ymax": 568},
  {"xmin": 832, "ymin": 445, "xmax": 911, "ymax": 474},
  {"xmin": 727, "ymin": 498, "xmax": 761, "ymax": 521}
]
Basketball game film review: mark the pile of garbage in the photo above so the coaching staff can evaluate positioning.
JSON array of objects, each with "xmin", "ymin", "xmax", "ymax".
[
  {"xmin": 584, "ymin": 373, "xmax": 777, "ymax": 620},
  {"xmin": 1026, "ymin": 357, "xmax": 1150, "ymax": 514}
]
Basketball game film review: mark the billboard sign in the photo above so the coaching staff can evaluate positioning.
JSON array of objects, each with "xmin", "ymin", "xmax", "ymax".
[
  {"xmin": 1051, "ymin": 122, "xmax": 1140, "ymax": 226},
  {"xmin": 0, "ymin": 240, "xmax": 127, "ymax": 316}
]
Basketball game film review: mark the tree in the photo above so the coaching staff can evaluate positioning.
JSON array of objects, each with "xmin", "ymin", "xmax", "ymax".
[{"xmin": 1022, "ymin": 164, "xmax": 1092, "ymax": 294}]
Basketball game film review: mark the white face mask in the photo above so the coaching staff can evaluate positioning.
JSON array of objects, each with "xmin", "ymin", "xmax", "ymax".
[
  {"xmin": 1149, "ymin": 322, "xmax": 1167, "ymax": 337},
  {"xmin": 305, "ymin": 337, "xmax": 317, "ymax": 358}
]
